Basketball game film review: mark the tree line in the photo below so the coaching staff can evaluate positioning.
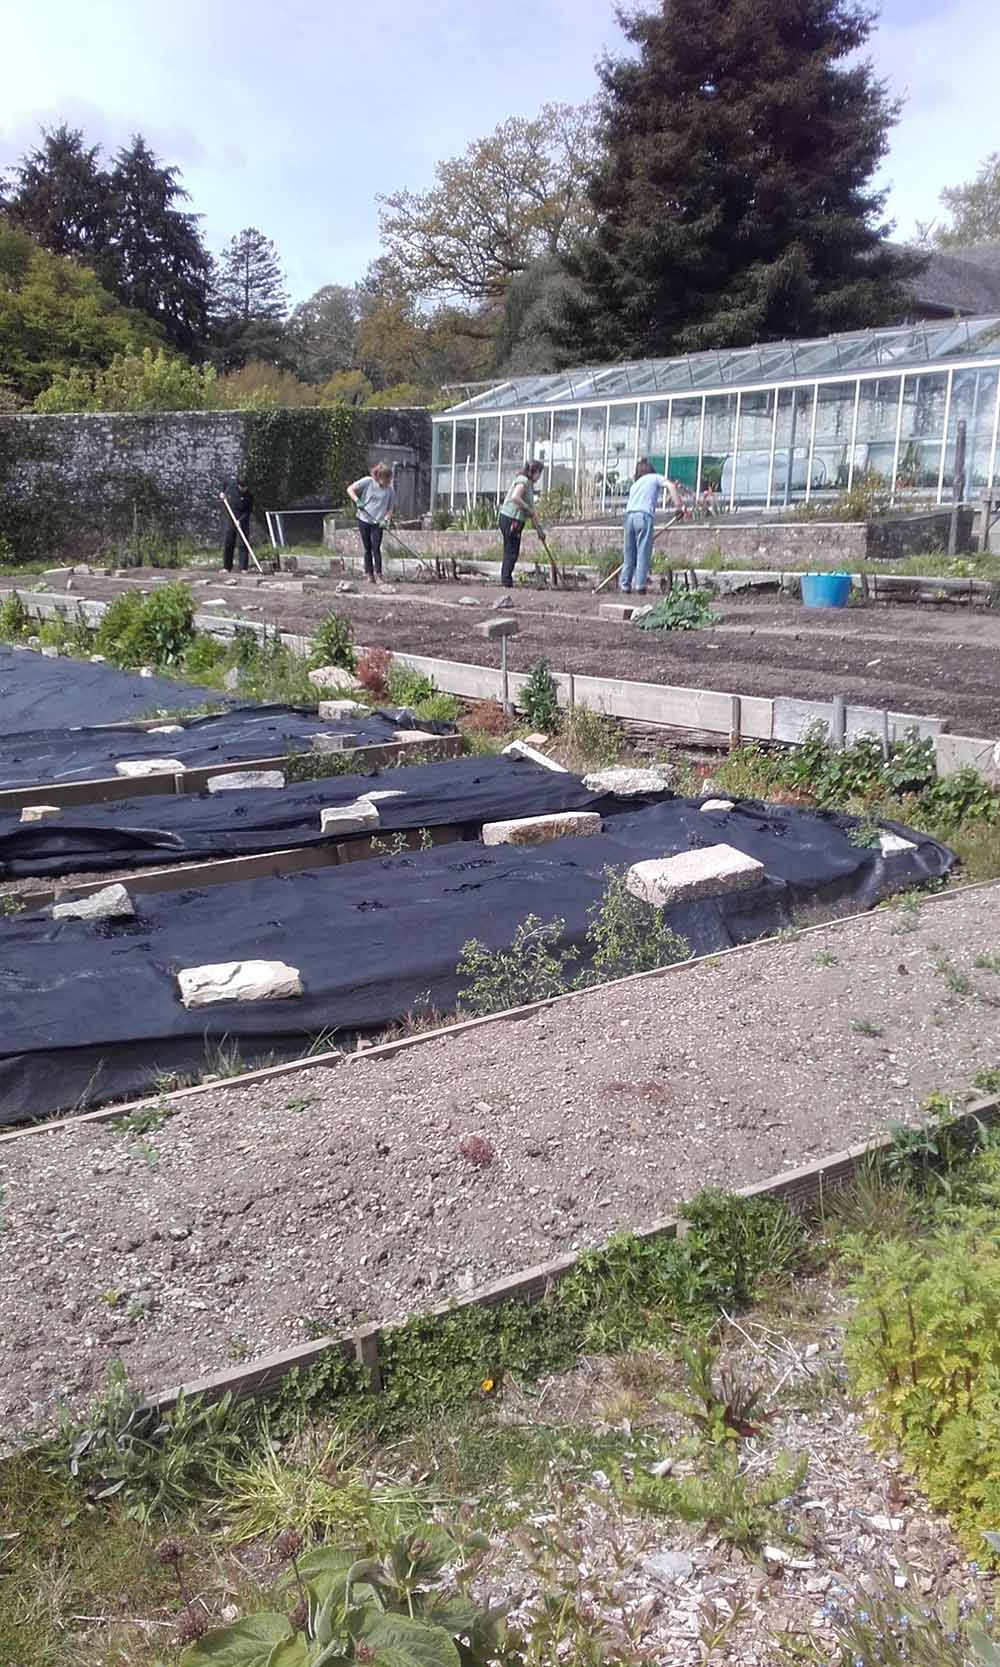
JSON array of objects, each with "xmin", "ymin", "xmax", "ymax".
[{"xmin": 2, "ymin": 0, "xmax": 998, "ymax": 412}]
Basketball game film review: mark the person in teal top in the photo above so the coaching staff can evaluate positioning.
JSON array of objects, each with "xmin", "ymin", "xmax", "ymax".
[
  {"xmin": 498, "ymin": 460, "xmax": 545, "ymax": 589},
  {"xmin": 348, "ymin": 462, "xmax": 396, "ymax": 584},
  {"xmin": 621, "ymin": 458, "xmax": 682, "ymax": 594}
]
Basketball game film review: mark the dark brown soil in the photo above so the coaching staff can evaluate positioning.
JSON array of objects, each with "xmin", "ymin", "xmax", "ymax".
[{"xmin": 63, "ymin": 567, "xmax": 1000, "ymax": 735}]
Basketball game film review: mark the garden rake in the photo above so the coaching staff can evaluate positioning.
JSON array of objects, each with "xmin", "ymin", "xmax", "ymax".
[{"xmin": 219, "ymin": 492, "xmax": 264, "ymax": 573}]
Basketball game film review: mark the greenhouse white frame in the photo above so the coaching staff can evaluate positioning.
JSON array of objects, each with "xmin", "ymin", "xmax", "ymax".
[{"xmin": 432, "ymin": 317, "xmax": 1000, "ymax": 516}]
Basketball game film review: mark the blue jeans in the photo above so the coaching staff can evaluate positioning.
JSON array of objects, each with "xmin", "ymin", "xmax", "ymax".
[{"xmin": 621, "ymin": 511, "xmax": 654, "ymax": 591}]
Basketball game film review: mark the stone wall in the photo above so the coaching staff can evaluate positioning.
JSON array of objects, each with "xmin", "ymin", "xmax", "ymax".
[
  {"xmin": 324, "ymin": 517, "xmax": 869, "ymax": 570},
  {"xmin": 0, "ymin": 407, "xmax": 433, "ymax": 558}
]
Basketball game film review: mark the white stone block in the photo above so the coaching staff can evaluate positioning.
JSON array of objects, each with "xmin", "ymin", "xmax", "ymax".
[
  {"xmin": 701, "ymin": 798, "xmax": 736, "ymax": 813},
  {"xmin": 482, "ymin": 811, "xmax": 602, "ymax": 846},
  {"xmin": 501, "ymin": 739, "xmax": 568, "ymax": 773},
  {"xmin": 583, "ymin": 767, "xmax": 672, "ymax": 797},
  {"xmin": 206, "ymin": 769, "xmax": 286, "ymax": 792},
  {"xmin": 177, "ymin": 959, "xmax": 303, "ymax": 1008},
  {"xmin": 599, "ymin": 602, "xmax": 634, "ymax": 621},
  {"xmin": 626, "ymin": 844, "xmax": 765, "ymax": 906},
  {"xmin": 476, "ymin": 616, "xmax": 519, "ymax": 639},
  {"xmin": 392, "ymin": 728, "xmax": 440, "ymax": 746},
  {"xmin": 41, "ymin": 644, "xmax": 60, "ymax": 658},
  {"xmin": 52, "ymin": 883, "xmax": 134, "ymax": 921},
  {"xmin": 312, "ymin": 732, "xmax": 359, "ymax": 754},
  {"xmin": 89, "ymin": 654, "xmax": 107, "ymax": 663},
  {"xmin": 20, "ymin": 804, "xmax": 62, "ymax": 823},
  {"xmin": 318, "ymin": 699, "xmax": 369, "ymax": 720},
  {"xmin": 116, "ymin": 757, "xmax": 186, "ymax": 777},
  {"xmin": 309, "ymin": 664, "xmax": 363, "ymax": 692},
  {"xmin": 879, "ymin": 832, "xmax": 917, "ymax": 856},
  {"xmin": 366, "ymin": 790, "xmax": 405, "ymax": 802},
  {"xmin": 320, "ymin": 798, "xmax": 381, "ymax": 834},
  {"xmin": 149, "ymin": 724, "xmax": 184, "ymax": 735},
  {"xmin": 139, "ymin": 666, "xmax": 154, "ymax": 677}
]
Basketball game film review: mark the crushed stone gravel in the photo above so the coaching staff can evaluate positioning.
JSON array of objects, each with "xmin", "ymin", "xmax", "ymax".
[{"xmin": 2, "ymin": 882, "xmax": 998, "ymax": 1445}]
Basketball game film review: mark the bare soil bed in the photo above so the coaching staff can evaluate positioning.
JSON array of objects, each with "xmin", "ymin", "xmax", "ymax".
[
  {"xmin": 61, "ymin": 566, "xmax": 1000, "ymax": 734},
  {"xmin": 2, "ymin": 882, "xmax": 998, "ymax": 1445}
]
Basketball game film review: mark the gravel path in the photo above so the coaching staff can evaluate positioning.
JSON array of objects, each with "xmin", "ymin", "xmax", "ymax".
[{"xmin": 3, "ymin": 883, "xmax": 998, "ymax": 1444}]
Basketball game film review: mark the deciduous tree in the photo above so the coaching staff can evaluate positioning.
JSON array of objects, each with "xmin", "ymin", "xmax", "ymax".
[
  {"xmin": 557, "ymin": 0, "xmax": 922, "ymax": 360},
  {"xmin": 929, "ymin": 152, "xmax": 1000, "ymax": 248},
  {"xmin": 286, "ymin": 283, "xmax": 358, "ymax": 382}
]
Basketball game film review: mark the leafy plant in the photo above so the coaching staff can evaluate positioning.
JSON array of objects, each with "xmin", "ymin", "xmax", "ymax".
[
  {"xmin": 457, "ymin": 914, "xmax": 576, "ymax": 1015},
  {"xmin": 92, "ymin": 583, "xmax": 196, "ymax": 667},
  {"xmin": 923, "ymin": 765, "xmax": 1000, "ymax": 828},
  {"xmin": 356, "ymin": 646, "xmax": 393, "ymax": 698},
  {"xmin": 563, "ymin": 704, "xmax": 624, "ymax": 767},
  {"xmin": 635, "ymin": 588, "xmax": 719, "ymax": 631},
  {"xmin": 311, "ymin": 610, "xmax": 356, "ymax": 674},
  {"xmin": 386, "ymin": 661, "xmax": 435, "ymax": 707},
  {"xmin": 520, "ymin": 659, "xmax": 561, "ymax": 732},
  {"xmin": 0, "ymin": 591, "xmax": 30, "ymax": 640},
  {"xmin": 586, "ymin": 865, "xmax": 690, "ymax": 980},
  {"xmin": 625, "ymin": 1445, "xmax": 807, "ymax": 1558},
  {"xmin": 182, "ymin": 633, "xmax": 228, "ymax": 679},
  {"xmin": 774, "ymin": 1564, "xmax": 1000, "ymax": 1664},
  {"xmin": 667, "ymin": 1336, "xmax": 768, "ymax": 1443},
  {"xmin": 179, "ymin": 1523, "xmax": 510, "ymax": 1667},
  {"xmin": 462, "ymin": 698, "xmax": 508, "ymax": 736}
]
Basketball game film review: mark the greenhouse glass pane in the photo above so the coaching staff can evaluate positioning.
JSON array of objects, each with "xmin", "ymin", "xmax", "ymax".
[
  {"xmin": 550, "ymin": 411, "xmax": 578, "ymax": 505},
  {"xmin": 638, "ymin": 400, "xmax": 670, "ymax": 473},
  {"xmin": 812, "ymin": 382, "xmax": 857, "ymax": 494},
  {"xmin": 947, "ymin": 367, "xmax": 999, "ymax": 491},
  {"xmin": 433, "ymin": 422, "xmax": 453, "ymax": 466},
  {"xmin": 605, "ymin": 404, "xmax": 638, "ymax": 508},
  {"xmin": 854, "ymin": 376, "xmax": 901, "ymax": 484},
  {"xmin": 702, "ymin": 394, "xmax": 737, "ymax": 491},
  {"xmin": 500, "ymin": 414, "xmax": 526, "ymax": 487},
  {"xmin": 578, "ymin": 406, "xmax": 607, "ymax": 514},
  {"xmin": 454, "ymin": 421, "xmax": 476, "ymax": 508},
  {"xmin": 729, "ymin": 390, "xmax": 774, "ymax": 503},
  {"xmin": 770, "ymin": 387, "xmax": 816, "ymax": 504},
  {"xmin": 668, "ymin": 398, "xmax": 702, "ymax": 489},
  {"xmin": 476, "ymin": 417, "xmax": 500, "ymax": 498},
  {"xmin": 896, "ymin": 372, "xmax": 948, "ymax": 494}
]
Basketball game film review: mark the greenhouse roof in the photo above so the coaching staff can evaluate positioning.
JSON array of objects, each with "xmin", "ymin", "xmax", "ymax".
[{"xmin": 440, "ymin": 315, "xmax": 1000, "ymax": 416}]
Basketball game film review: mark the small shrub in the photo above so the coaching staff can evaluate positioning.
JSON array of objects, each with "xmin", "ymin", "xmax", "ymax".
[
  {"xmin": 413, "ymin": 691, "xmax": 461, "ymax": 723},
  {"xmin": 924, "ymin": 765, "xmax": 1000, "ymax": 828},
  {"xmin": 93, "ymin": 584, "xmax": 195, "ymax": 668},
  {"xmin": 0, "ymin": 592, "xmax": 30, "ymax": 641},
  {"xmin": 563, "ymin": 704, "xmax": 624, "ymax": 767},
  {"xmin": 386, "ymin": 660, "xmax": 435, "ymax": 707},
  {"xmin": 635, "ymin": 588, "xmax": 719, "ymax": 631},
  {"xmin": 430, "ymin": 507, "xmax": 454, "ymax": 530},
  {"xmin": 357, "ymin": 645, "xmax": 393, "ymax": 697},
  {"xmin": 457, "ymin": 914, "xmax": 576, "ymax": 1016},
  {"xmin": 585, "ymin": 865, "xmax": 690, "ymax": 980},
  {"xmin": 463, "ymin": 698, "xmax": 508, "ymax": 735},
  {"xmin": 181, "ymin": 634, "xmax": 228, "ymax": 680},
  {"xmin": 520, "ymin": 659, "xmax": 561, "ymax": 732},
  {"xmin": 310, "ymin": 609, "xmax": 356, "ymax": 673}
]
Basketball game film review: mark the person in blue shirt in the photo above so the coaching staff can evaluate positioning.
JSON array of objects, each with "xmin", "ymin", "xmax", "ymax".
[{"xmin": 620, "ymin": 459, "xmax": 682, "ymax": 594}]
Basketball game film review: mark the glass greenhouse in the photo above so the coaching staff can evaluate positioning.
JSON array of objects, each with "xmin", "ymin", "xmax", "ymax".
[{"xmin": 432, "ymin": 316, "xmax": 1000, "ymax": 516}]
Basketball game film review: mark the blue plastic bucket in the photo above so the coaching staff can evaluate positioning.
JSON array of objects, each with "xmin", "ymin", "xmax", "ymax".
[{"xmin": 801, "ymin": 572, "xmax": 852, "ymax": 609}]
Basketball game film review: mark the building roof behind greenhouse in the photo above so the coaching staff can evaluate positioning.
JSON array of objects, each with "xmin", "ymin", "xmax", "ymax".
[{"xmin": 441, "ymin": 315, "xmax": 1000, "ymax": 416}]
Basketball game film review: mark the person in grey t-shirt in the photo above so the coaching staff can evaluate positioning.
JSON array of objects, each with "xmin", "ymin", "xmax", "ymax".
[{"xmin": 348, "ymin": 462, "xmax": 396, "ymax": 583}]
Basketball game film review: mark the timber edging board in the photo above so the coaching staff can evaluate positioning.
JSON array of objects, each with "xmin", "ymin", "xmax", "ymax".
[{"xmin": 144, "ymin": 1089, "xmax": 999, "ymax": 1414}]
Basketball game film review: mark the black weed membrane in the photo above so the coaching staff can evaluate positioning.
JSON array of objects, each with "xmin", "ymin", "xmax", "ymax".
[
  {"xmin": 0, "ymin": 756, "xmax": 616, "ymax": 879},
  {"xmin": 0, "ymin": 702, "xmax": 451, "ymax": 791},
  {"xmin": 0, "ymin": 644, "xmax": 221, "ymax": 733},
  {"xmin": 0, "ymin": 798, "xmax": 953, "ymax": 1125}
]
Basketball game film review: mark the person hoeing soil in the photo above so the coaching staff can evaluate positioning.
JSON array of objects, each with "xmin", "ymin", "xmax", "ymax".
[
  {"xmin": 498, "ymin": 459, "xmax": 546, "ymax": 592},
  {"xmin": 220, "ymin": 476, "xmax": 255, "ymax": 572},
  {"xmin": 348, "ymin": 462, "xmax": 396, "ymax": 584},
  {"xmin": 621, "ymin": 458, "xmax": 682, "ymax": 594}
]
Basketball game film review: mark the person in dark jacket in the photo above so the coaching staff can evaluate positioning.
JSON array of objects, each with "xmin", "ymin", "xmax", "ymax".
[{"xmin": 221, "ymin": 478, "xmax": 254, "ymax": 571}]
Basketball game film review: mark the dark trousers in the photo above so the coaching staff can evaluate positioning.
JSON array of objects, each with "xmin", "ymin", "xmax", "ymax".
[
  {"xmin": 358, "ymin": 520, "xmax": 383, "ymax": 578},
  {"xmin": 222, "ymin": 516, "xmax": 250, "ymax": 571},
  {"xmin": 499, "ymin": 513, "xmax": 523, "ymax": 588}
]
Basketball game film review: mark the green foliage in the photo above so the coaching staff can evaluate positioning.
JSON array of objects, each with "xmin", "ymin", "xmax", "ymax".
[
  {"xmin": 453, "ymin": 499, "xmax": 498, "ymax": 531},
  {"xmin": 923, "ymin": 765, "xmax": 1000, "ymax": 829},
  {"xmin": 386, "ymin": 660, "xmax": 435, "ymax": 707},
  {"xmin": 457, "ymin": 914, "xmax": 577, "ymax": 1016},
  {"xmin": 635, "ymin": 588, "xmax": 719, "ymax": 631},
  {"xmin": 0, "ymin": 590, "xmax": 30, "ymax": 640},
  {"xmin": 310, "ymin": 609, "xmax": 356, "ymax": 674},
  {"xmin": 586, "ymin": 865, "xmax": 690, "ymax": 980},
  {"xmin": 626, "ymin": 1445, "xmax": 808, "ymax": 1558},
  {"xmin": 520, "ymin": 659, "xmax": 561, "ymax": 732},
  {"xmin": 242, "ymin": 406, "xmax": 367, "ymax": 508},
  {"xmin": 54, "ymin": 1368, "xmax": 253, "ymax": 1523},
  {"xmin": 93, "ymin": 582, "xmax": 195, "ymax": 667},
  {"xmin": 231, "ymin": 633, "xmax": 318, "ymax": 705},
  {"xmin": 846, "ymin": 1210, "xmax": 1000, "ymax": 1557},
  {"xmin": 562, "ymin": 704, "xmax": 624, "ymax": 767},
  {"xmin": 182, "ymin": 633, "xmax": 229, "ymax": 679},
  {"xmin": 180, "ymin": 1523, "xmax": 509, "ymax": 1667},
  {"xmin": 35, "ymin": 347, "xmax": 216, "ymax": 413}
]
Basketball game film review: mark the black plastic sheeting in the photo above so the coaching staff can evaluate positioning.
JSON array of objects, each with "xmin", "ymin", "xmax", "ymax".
[
  {"xmin": 0, "ymin": 645, "xmax": 218, "ymax": 733},
  {"xmin": 0, "ymin": 799, "xmax": 953, "ymax": 1124},
  {"xmin": 0, "ymin": 756, "xmax": 619, "ymax": 879},
  {"xmin": 0, "ymin": 704, "xmax": 450, "ymax": 791}
]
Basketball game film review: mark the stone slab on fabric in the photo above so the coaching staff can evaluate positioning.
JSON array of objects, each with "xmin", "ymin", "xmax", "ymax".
[
  {"xmin": 583, "ymin": 767, "xmax": 672, "ymax": 797},
  {"xmin": 20, "ymin": 804, "xmax": 62, "ymax": 823},
  {"xmin": 700, "ymin": 798, "xmax": 736, "ymax": 813},
  {"xmin": 320, "ymin": 798, "xmax": 381, "ymax": 834},
  {"xmin": 178, "ymin": 959, "xmax": 303, "ymax": 1008},
  {"xmin": 206, "ymin": 769, "xmax": 286, "ymax": 793},
  {"xmin": 502, "ymin": 740, "xmax": 568, "ymax": 773},
  {"xmin": 40, "ymin": 645, "xmax": 60, "ymax": 658},
  {"xmin": 626, "ymin": 844, "xmax": 765, "ymax": 907},
  {"xmin": 318, "ymin": 699, "xmax": 369, "ymax": 720},
  {"xmin": 880, "ymin": 831, "xmax": 917, "ymax": 855},
  {"xmin": 392, "ymin": 728, "xmax": 440, "ymax": 746},
  {"xmin": 149, "ymin": 724, "xmax": 184, "ymax": 735},
  {"xmin": 309, "ymin": 664, "xmax": 363, "ymax": 692},
  {"xmin": 311, "ymin": 732, "xmax": 359, "ymax": 754},
  {"xmin": 52, "ymin": 883, "xmax": 134, "ymax": 922},
  {"xmin": 116, "ymin": 758, "xmax": 186, "ymax": 777},
  {"xmin": 482, "ymin": 811, "xmax": 602, "ymax": 847}
]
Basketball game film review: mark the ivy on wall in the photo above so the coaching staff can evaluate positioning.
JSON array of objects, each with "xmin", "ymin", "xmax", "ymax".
[{"xmin": 241, "ymin": 407, "xmax": 368, "ymax": 508}]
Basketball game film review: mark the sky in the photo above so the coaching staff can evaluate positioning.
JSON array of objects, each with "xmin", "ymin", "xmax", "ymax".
[{"xmin": 2, "ymin": 0, "xmax": 998, "ymax": 306}]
